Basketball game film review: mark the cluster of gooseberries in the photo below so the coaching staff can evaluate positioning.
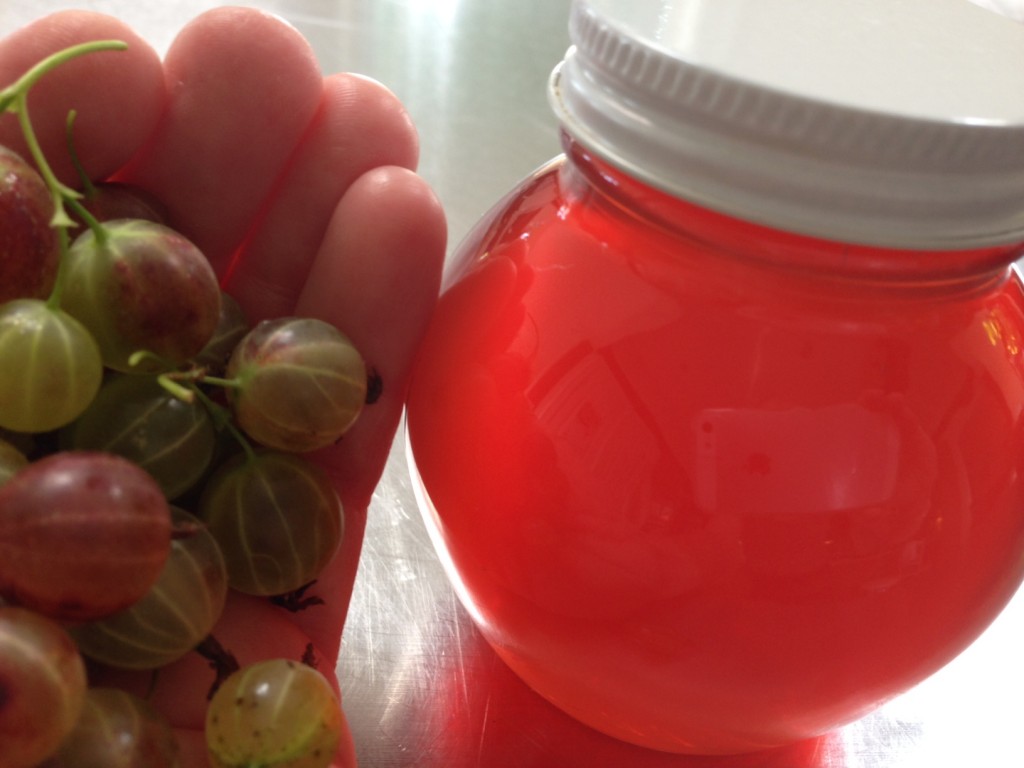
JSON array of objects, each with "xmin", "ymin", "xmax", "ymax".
[{"xmin": 0, "ymin": 41, "xmax": 364, "ymax": 767}]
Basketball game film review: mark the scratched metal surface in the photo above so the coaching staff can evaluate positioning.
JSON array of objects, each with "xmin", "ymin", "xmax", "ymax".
[{"xmin": 5, "ymin": 1, "xmax": 1024, "ymax": 766}]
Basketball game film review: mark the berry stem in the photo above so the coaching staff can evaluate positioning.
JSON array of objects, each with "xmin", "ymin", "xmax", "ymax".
[
  {"xmin": 155, "ymin": 372, "xmax": 198, "ymax": 404},
  {"xmin": 0, "ymin": 39, "xmax": 127, "ymax": 309},
  {"xmin": 153, "ymin": 368, "xmax": 258, "ymax": 462},
  {"xmin": 45, "ymin": 226, "xmax": 71, "ymax": 310},
  {"xmin": 129, "ymin": 349, "xmax": 178, "ymax": 373},
  {"xmin": 189, "ymin": 383, "xmax": 259, "ymax": 464},
  {"xmin": 0, "ymin": 40, "xmax": 127, "ymax": 102},
  {"xmin": 13, "ymin": 94, "xmax": 79, "ymax": 230},
  {"xmin": 62, "ymin": 110, "xmax": 110, "ymax": 245},
  {"xmin": 0, "ymin": 40, "xmax": 127, "ymax": 230},
  {"xmin": 64, "ymin": 195, "xmax": 108, "ymax": 244},
  {"xmin": 198, "ymin": 374, "xmax": 243, "ymax": 390},
  {"xmin": 65, "ymin": 109, "xmax": 97, "ymax": 200}
]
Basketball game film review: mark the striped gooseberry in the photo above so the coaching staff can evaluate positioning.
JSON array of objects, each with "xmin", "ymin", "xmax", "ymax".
[
  {"xmin": 0, "ymin": 299, "xmax": 103, "ymax": 433},
  {"xmin": 62, "ymin": 372, "xmax": 218, "ymax": 500},
  {"xmin": 71, "ymin": 506, "xmax": 228, "ymax": 670},
  {"xmin": 0, "ymin": 605, "xmax": 87, "ymax": 768},
  {"xmin": 197, "ymin": 450, "xmax": 343, "ymax": 596},
  {"xmin": 40, "ymin": 687, "xmax": 180, "ymax": 767},
  {"xmin": 206, "ymin": 658, "xmax": 344, "ymax": 768},
  {"xmin": 226, "ymin": 316, "xmax": 367, "ymax": 452},
  {"xmin": 0, "ymin": 145, "xmax": 59, "ymax": 304},
  {"xmin": 0, "ymin": 451, "xmax": 171, "ymax": 622},
  {"xmin": 60, "ymin": 218, "xmax": 221, "ymax": 373}
]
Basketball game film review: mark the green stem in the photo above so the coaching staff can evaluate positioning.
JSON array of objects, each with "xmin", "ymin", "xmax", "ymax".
[
  {"xmin": 65, "ymin": 109, "xmax": 97, "ymax": 199},
  {"xmin": 129, "ymin": 349, "xmax": 177, "ymax": 372},
  {"xmin": 155, "ymin": 373, "xmax": 198, "ymax": 404},
  {"xmin": 15, "ymin": 91, "xmax": 78, "ymax": 230},
  {"xmin": 0, "ymin": 40, "xmax": 126, "ymax": 228},
  {"xmin": 191, "ymin": 385, "xmax": 258, "ymax": 464},
  {"xmin": 154, "ymin": 370, "xmax": 257, "ymax": 463},
  {"xmin": 199, "ymin": 374, "xmax": 244, "ymax": 390},
  {"xmin": 46, "ymin": 226, "xmax": 71, "ymax": 310},
  {"xmin": 0, "ymin": 39, "xmax": 127, "ymax": 309},
  {"xmin": 0, "ymin": 40, "xmax": 127, "ymax": 102},
  {"xmin": 64, "ymin": 195, "xmax": 108, "ymax": 245}
]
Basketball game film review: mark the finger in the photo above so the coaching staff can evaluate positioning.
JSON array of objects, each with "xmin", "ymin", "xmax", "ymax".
[
  {"xmin": 270, "ymin": 166, "xmax": 445, "ymax": 654},
  {"xmin": 299, "ymin": 166, "xmax": 446, "ymax": 509},
  {"xmin": 222, "ymin": 71, "xmax": 419, "ymax": 320},
  {"xmin": 0, "ymin": 10, "xmax": 164, "ymax": 184},
  {"xmin": 118, "ymin": 6, "xmax": 324, "ymax": 272}
]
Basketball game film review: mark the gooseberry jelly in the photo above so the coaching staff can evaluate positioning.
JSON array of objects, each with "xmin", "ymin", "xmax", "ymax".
[{"xmin": 405, "ymin": 0, "xmax": 1024, "ymax": 755}]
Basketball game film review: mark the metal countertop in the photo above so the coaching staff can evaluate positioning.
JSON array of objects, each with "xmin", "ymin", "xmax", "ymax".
[{"xmin": 4, "ymin": 2, "xmax": 1024, "ymax": 766}]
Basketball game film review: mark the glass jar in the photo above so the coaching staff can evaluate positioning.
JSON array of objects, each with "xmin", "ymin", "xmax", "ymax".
[{"xmin": 405, "ymin": 0, "xmax": 1024, "ymax": 755}]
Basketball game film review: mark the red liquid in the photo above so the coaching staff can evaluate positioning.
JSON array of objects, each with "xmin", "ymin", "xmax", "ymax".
[{"xmin": 405, "ymin": 139, "xmax": 1024, "ymax": 754}]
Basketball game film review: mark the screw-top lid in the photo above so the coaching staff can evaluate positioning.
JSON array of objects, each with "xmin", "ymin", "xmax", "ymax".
[{"xmin": 549, "ymin": 0, "xmax": 1024, "ymax": 249}]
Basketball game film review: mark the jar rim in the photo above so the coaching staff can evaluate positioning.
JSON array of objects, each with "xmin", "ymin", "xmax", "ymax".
[{"xmin": 550, "ymin": 0, "xmax": 1024, "ymax": 250}]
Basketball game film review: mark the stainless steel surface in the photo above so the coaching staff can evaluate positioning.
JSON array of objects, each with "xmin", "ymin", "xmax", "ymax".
[{"xmin": 5, "ymin": 2, "xmax": 1024, "ymax": 765}]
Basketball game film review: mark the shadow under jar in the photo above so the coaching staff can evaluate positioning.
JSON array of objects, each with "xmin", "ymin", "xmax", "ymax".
[{"xmin": 405, "ymin": 0, "xmax": 1024, "ymax": 755}]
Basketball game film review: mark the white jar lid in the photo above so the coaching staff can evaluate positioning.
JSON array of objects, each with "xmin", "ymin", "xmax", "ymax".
[{"xmin": 549, "ymin": 0, "xmax": 1024, "ymax": 249}]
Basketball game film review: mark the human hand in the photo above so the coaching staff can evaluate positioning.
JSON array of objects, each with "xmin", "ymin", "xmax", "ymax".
[{"xmin": 0, "ymin": 6, "xmax": 446, "ymax": 765}]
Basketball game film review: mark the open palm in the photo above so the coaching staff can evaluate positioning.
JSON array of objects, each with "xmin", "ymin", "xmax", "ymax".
[{"xmin": 0, "ymin": 7, "xmax": 446, "ymax": 765}]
